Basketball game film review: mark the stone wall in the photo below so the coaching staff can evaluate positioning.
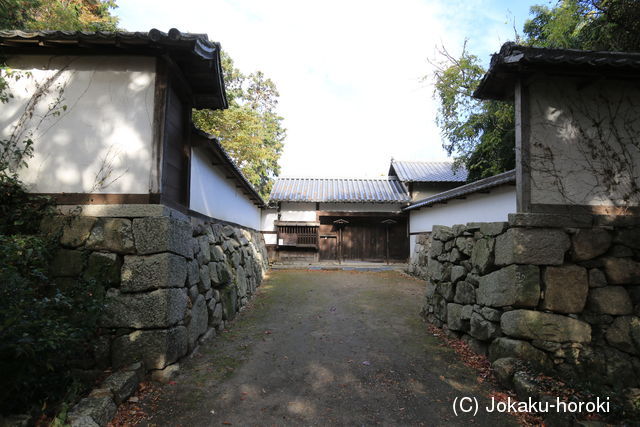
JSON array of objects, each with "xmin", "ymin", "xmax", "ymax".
[
  {"xmin": 414, "ymin": 213, "xmax": 640, "ymax": 389},
  {"xmin": 42, "ymin": 204, "xmax": 269, "ymax": 376},
  {"xmin": 408, "ymin": 233, "xmax": 431, "ymax": 279}
]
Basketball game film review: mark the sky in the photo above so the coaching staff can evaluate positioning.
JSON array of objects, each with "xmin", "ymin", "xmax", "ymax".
[{"xmin": 116, "ymin": 0, "xmax": 543, "ymax": 177}]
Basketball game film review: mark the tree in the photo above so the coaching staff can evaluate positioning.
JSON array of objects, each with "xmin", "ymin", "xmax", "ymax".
[
  {"xmin": 430, "ymin": 0, "xmax": 640, "ymax": 181},
  {"xmin": 430, "ymin": 43, "xmax": 515, "ymax": 181},
  {"xmin": 193, "ymin": 52, "xmax": 285, "ymax": 199},
  {"xmin": 524, "ymin": 0, "xmax": 640, "ymax": 51},
  {"xmin": 0, "ymin": 0, "xmax": 118, "ymax": 31},
  {"xmin": 0, "ymin": 0, "xmax": 119, "ymax": 103}
]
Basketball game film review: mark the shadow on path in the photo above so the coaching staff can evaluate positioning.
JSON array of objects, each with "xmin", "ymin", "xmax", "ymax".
[{"xmin": 134, "ymin": 270, "xmax": 514, "ymax": 426}]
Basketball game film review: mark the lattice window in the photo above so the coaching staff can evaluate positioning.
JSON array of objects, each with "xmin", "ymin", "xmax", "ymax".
[{"xmin": 277, "ymin": 224, "xmax": 319, "ymax": 248}]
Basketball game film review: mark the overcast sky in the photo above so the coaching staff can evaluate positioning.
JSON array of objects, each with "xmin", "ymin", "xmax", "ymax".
[{"xmin": 116, "ymin": 0, "xmax": 540, "ymax": 177}]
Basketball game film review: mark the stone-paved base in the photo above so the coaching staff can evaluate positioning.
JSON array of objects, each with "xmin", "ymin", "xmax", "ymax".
[{"xmin": 67, "ymin": 363, "xmax": 144, "ymax": 427}]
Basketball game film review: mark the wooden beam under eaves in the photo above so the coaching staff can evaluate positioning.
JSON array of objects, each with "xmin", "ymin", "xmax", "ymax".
[
  {"xmin": 40, "ymin": 40, "xmax": 67, "ymax": 48},
  {"xmin": 0, "ymin": 41, "xmax": 25, "ymax": 47}
]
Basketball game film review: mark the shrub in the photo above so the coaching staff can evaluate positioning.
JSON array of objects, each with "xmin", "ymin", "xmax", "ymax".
[
  {"xmin": 0, "ymin": 234, "xmax": 105, "ymax": 414},
  {"xmin": 0, "ymin": 174, "xmax": 54, "ymax": 235},
  {"xmin": 0, "ymin": 174, "xmax": 104, "ymax": 415}
]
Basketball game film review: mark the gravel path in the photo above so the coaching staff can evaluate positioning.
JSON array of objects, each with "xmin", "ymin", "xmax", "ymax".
[{"xmin": 133, "ymin": 270, "xmax": 514, "ymax": 426}]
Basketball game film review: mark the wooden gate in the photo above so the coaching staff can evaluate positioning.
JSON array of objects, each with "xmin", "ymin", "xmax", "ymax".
[{"xmin": 318, "ymin": 215, "xmax": 408, "ymax": 262}]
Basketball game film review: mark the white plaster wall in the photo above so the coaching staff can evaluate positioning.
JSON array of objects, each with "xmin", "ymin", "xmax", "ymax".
[
  {"xmin": 190, "ymin": 147, "xmax": 261, "ymax": 230},
  {"xmin": 528, "ymin": 77, "xmax": 640, "ymax": 207},
  {"xmin": 410, "ymin": 183, "xmax": 461, "ymax": 202},
  {"xmin": 319, "ymin": 202, "xmax": 405, "ymax": 212},
  {"xmin": 277, "ymin": 202, "xmax": 406, "ymax": 221},
  {"xmin": 411, "ymin": 188, "xmax": 443, "ymax": 202},
  {"xmin": 279, "ymin": 202, "xmax": 317, "ymax": 221},
  {"xmin": 409, "ymin": 186, "xmax": 516, "ymax": 235},
  {"xmin": 261, "ymin": 208, "xmax": 278, "ymax": 231},
  {"xmin": 1, "ymin": 55, "xmax": 156, "ymax": 194},
  {"xmin": 261, "ymin": 208, "xmax": 278, "ymax": 245}
]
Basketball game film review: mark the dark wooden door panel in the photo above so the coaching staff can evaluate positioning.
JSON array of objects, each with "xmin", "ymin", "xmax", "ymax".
[
  {"xmin": 341, "ymin": 222, "xmax": 385, "ymax": 261},
  {"xmin": 318, "ymin": 215, "xmax": 409, "ymax": 262},
  {"xmin": 319, "ymin": 235, "xmax": 337, "ymax": 260}
]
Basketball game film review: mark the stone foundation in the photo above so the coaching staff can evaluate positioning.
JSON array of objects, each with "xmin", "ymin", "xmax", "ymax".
[
  {"xmin": 42, "ymin": 204, "xmax": 269, "ymax": 376},
  {"xmin": 412, "ymin": 213, "xmax": 640, "ymax": 389},
  {"xmin": 408, "ymin": 233, "xmax": 431, "ymax": 278}
]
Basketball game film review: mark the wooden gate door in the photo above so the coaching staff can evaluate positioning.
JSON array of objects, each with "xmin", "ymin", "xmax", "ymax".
[
  {"xmin": 340, "ymin": 219, "xmax": 386, "ymax": 261},
  {"xmin": 319, "ymin": 235, "xmax": 337, "ymax": 260},
  {"xmin": 318, "ymin": 215, "xmax": 409, "ymax": 263}
]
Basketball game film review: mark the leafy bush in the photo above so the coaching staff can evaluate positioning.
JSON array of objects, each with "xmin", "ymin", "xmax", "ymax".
[
  {"xmin": 0, "ymin": 174, "xmax": 54, "ymax": 234},
  {"xmin": 0, "ymin": 174, "xmax": 104, "ymax": 415},
  {"xmin": 0, "ymin": 234, "xmax": 105, "ymax": 414}
]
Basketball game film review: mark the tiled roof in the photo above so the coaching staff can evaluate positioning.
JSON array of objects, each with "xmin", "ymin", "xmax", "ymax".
[
  {"xmin": 474, "ymin": 42, "xmax": 640, "ymax": 100},
  {"xmin": 270, "ymin": 177, "xmax": 410, "ymax": 203},
  {"xmin": 390, "ymin": 160, "xmax": 467, "ymax": 182},
  {"xmin": 403, "ymin": 170, "xmax": 515, "ymax": 211},
  {"xmin": 0, "ymin": 28, "xmax": 227, "ymax": 109}
]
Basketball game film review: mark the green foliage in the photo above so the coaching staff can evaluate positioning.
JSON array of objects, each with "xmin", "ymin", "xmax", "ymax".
[
  {"xmin": 0, "ymin": 0, "xmax": 40, "ymax": 30},
  {"xmin": 193, "ymin": 52, "xmax": 286, "ymax": 199},
  {"xmin": 0, "ymin": 235, "xmax": 105, "ymax": 414},
  {"xmin": 0, "ymin": 68, "xmax": 31, "ymax": 104},
  {"xmin": 464, "ymin": 101, "xmax": 516, "ymax": 180},
  {"xmin": 430, "ymin": 0, "xmax": 640, "ymax": 181},
  {"xmin": 0, "ymin": 160, "xmax": 104, "ymax": 416},
  {"xmin": 0, "ymin": 0, "xmax": 119, "ymax": 31},
  {"xmin": 0, "ymin": 174, "xmax": 54, "ymax": 235},
  {"xmin": 0, "ymin": 141, "xmax": 103, "ymax": 415},
  {"xmin": 524, "ymin": 1, "xmax": 590, "ymax": 49},
  {"xmin": 524, "ymin": 0, "xmax": 640, "ymax": 51},
  {"xmin": 430, "ymin": 43, "xmax": 515, "ymax": 181}
]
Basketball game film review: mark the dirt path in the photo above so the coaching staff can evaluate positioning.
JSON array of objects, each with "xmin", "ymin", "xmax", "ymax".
[{"xmin": 133, "ymin": 270, "xmax": 514, "ymax": 426}]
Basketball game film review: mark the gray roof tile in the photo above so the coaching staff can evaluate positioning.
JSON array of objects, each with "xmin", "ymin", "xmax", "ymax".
[
  {"xmin": 475, "ymin": 42, "xmax": 640, "ymax": 101},
  {"xmin": 390, "ymin": 160, "xmax": 467, "ymax": 182},
  {"xmin": 270, "ymin": 177, "xmax": 410, "ymax": 203},
  {"xmin": 0, "ymin": 28, "xmax": 227, "ymax": 109}
]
